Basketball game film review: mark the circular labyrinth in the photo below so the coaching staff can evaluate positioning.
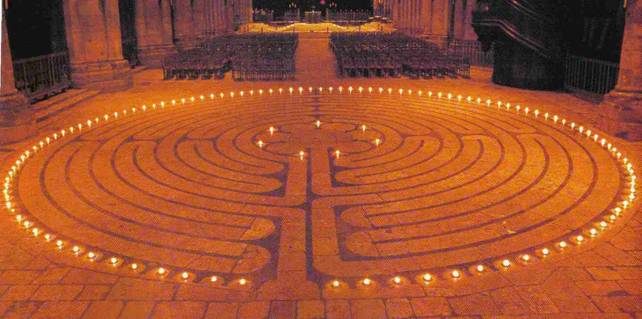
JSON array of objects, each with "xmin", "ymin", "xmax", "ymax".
[{"xmin": 2, "ymin": 86, "xmax": 637, "ymax": 295}]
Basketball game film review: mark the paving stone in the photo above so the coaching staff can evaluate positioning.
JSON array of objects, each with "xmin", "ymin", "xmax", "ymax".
[
  {"xmin": 2, "ymin": 302, "xmax": 40, "ymax": 319},
  {"xmin": 203, "ymin": 302, "xmax": 239, "ymax": 319},
  {"xmin": 325, "ymin": 300, "xmax": 351, "ymax": 319},
  {"xmin": 81, "ymin": 301, "xmax": 123, "ymax": 319},
  {"xmin": 117, "ymin": 301, "xmax": 155, "ymax": 319},
  {"xmin": 30, "ymin": 301, "xmax": 89, "ymax": 319},
  {"xmin": 385, "ymin": 298, "xmax": 414, "ymax": 318},
  {"xmin": 151, "ymin": 301, "xmax": 206, "ymax": 319},
  {"xmin": 449, "ymin": 293, "xmax": 500, "ymax": 315},
  {"xmin": 30, "ymin": 285, "xmax": 83, "ymax": 301},
  {"xmin": 107, "ymin": 278, "xmax": 175, "ymax": 300},
  {"xmin": 410, "ymin": 296, "xmax": 452, "ymax": 316},
  {"xmin": 296, "ymin": 300, "xmax": 324, "ymax": 319},
  {"xmin": 1, "ymin": 285, "xmax": 39, "ymax": 301},
  {"xmin": 350, "ymin": 299, "xmax": 387, "ymax": 319},
  {"xmin": 269, "ymin": 300, "xmax": 296, "ymax": 318},
  {"xmin": 238, "ymin": 301, "xmax": 270, "ymax": 319},
  {"xmin": 76, "ymin": 285, "xmax": 112, "ymax": 300}
]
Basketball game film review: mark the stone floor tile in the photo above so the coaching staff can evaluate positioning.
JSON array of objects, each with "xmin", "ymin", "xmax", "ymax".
[
  {"xmin": 238, "ymin": 301, "xmax": 270, "ymax": 319},
  {"xmin": 489, "ymin": 287, "xmax": 529, "ymax": 315},
  {"xmin": 385, "ymin": 298, "xmax": 414, "ymax": 319},
  {"xmin": 448, "ymin": 293, "xmax": 500, "ymax": 316},
  {"xmin": 269, "ymin": 300, "xmax": 297, "ymax": 318},
  {"xmin": 1, "ymin": 285, "xmax": 39, "ymax": 301},
  {"xmin": 30, "ymin": 284, "xmax": 83, "ymax": 301},
  {"xmin": 2, "ymin": 302, "xmax": 40, "ymax": 319},
  {"xmin": 350, "ymin": 299, "xmax": 387, "ymax": 319},
  {"xmin": 203, "ymin": 302, "xmax": 239, "ymax": 319},
  {"xmin": 81, "ymin": 301, "xmax": 124, "ymax": 319},
  {"xmin": 591, "ymin": 295, "xmax": 642, "ymax": 313},
  {"xmin": 30, "ymin": 301, "xmax": 89, "ymax": 319},
  {"xmin": 617, "ymin": 279, "xmax": 642, "ymax": 295},
  {"xmin": 325, "ymin": 300, "xmax": 351, "ymax": 319},
  {"xmin": 76, "ymin": 285, "xmax": 112, "ymax": 300},
  {"xmin": 32, "ymin": 267, "xmax": 71, "ymax": 284},
  {"xmin": 296, "ymin": 300, "xmax": 324, "ymax": 319},
  {"xmin": 107, "ymin": 278, "xmax": 175, "ymax": 300},
  {"xmin": 151, "ymin": 301, "xmax": 206, "ymax": 319},
  {"xmin": 410, "ymin": 296, "xmax": 451, "ymax": 317},
  {"xmin": 117, "ymin": 301, "xmax": 155, "ymax": 319},
  {"xmin": 574, "ymin": 280, "xmax": 625, "ymax": 296},
  {"xmin": 0, "ymin": 271, "xmax": 40, "ymax": 285}
]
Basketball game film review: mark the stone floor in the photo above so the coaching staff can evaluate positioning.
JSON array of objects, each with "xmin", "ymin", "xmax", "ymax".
[{"xmin": 0, "ymin": 34, "xmax": 640, "ymax": 319}]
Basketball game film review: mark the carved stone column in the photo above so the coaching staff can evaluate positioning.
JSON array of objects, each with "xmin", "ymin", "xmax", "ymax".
[
  {"xmin": 0, "ymin": 9, "xmax": 35, "ymax": 144},
  {"xmin": 62, "ymin": 0, "xmax": 131, "ymax": 92},
  {"xmin": 598, "ymin": 0, "xmax": 642, "ymax": 140},
  {"xmin": 135, "ymin": 0, "xmax": 176, "ymax": 67}
]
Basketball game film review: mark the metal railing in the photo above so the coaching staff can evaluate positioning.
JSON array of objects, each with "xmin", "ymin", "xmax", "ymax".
[
  {"xmin": 564, "ymin": 55, "xmax": 619, "ymax": 95},
  {"xmin": 13, "ymin": 52, "xmax": 71, "ymax": 101},
  {"xmin": 326, "ymin": 9, "xmax": 371, "ymax": 24},
  {"xmin": 421, "ymin": 35, "xmax": 494, "ymax": 67}
]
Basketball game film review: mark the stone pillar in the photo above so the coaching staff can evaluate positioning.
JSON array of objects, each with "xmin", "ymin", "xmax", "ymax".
[
  {"xmin": 422, "ymin": 0, "xmax": 432, "ymax": 34},
  {"xmin": 135, "ymin": 0, "xmax": 176, "ymax": 67},
  {"xmin": 432, "ymin": 0, "xmax": 449, "ymax": 36},
  {"xmin": 62, "ymin": 0, "xmax": 131, "ymax": 92},
  {"xmin": 0, "ymin": 9, "xmax": 35, "ymax": 144},
  {"xmin": 598, "ymin": 0, "xmax": 642, "ymax": 140},
  {"xmin": 462, "ymin": 0, "xmax": 477, "ymax": 40},
  {"xmin": 453, "ymin": 0, "xmax": 465, "ymax": 39},
  {"xmin": 173, "ymin": 0, "xmax": 199, "ymax": 48}
]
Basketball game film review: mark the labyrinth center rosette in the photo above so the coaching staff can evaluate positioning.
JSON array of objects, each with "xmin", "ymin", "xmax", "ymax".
[{"xmin": 4, "ymin": 87, "xmax": 636, "ymax": 287}]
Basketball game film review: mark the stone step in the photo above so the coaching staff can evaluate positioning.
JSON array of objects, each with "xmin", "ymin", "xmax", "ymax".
[
  {"xmin": 32, "ymin": 88, "xmax": 89, "ymax": 111},
  {"xmin": 35, "ymin": 89, "xmax": 100, "ymax": 125}
]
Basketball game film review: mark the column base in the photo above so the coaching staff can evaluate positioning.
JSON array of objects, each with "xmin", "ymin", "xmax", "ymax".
[
  {"xmin": 0, "ymin": 92, "xmax": 36, "ymax": 144},
  {"xmin": 70, "ymin": 59, "xmax": 132, "ymax": 92},
  {"xmin": 137, "ymin": 44, "xmax": 177, "ymax": 67},
  {"xmin": 596, "ymin": 90, "xmax": 642, "ymax": 141}
]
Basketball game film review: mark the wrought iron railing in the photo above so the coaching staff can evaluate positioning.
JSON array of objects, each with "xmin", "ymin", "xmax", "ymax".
[
  {"xmin": 326, "ymin": 9, "xmax": 371, "ymax": 24},
  {"xmin": 12, "ymin": 52, "xmax": 71, "ymax": 101},
  {"xmin": 564, "ymin": 55, "xmax": 619, "ymax": 95},
  {"xmin": 421, "ymin": 35, "xmax": 494, "ymax": 67}
]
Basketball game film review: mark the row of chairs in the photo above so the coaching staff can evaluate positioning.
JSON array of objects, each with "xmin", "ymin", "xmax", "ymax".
[
  {"xmin": 161, "ymin": 33, "xmax": 298, "ymax": 81},
  {"xmin": 330, "ymin": 32, "xmax": 470, "ymax": 79}
]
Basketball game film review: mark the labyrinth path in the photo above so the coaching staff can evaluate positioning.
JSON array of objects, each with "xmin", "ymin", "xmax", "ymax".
[{"xmin": 4, "ymin": 87, "xmax": 636, "ymax": 299}]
